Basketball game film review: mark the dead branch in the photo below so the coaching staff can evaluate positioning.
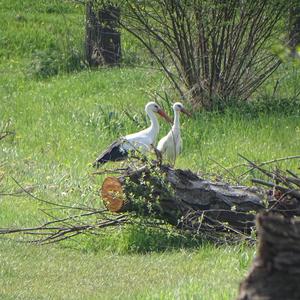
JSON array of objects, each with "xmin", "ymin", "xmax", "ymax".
[
  {"xmin": 0, "ymin": 210, "xmax": 128, "ymax": 244},
  {"xmin": 0, "ymin": 120, "xmax": 15, "ymax": 141},
  {"xmin": 237, "ymin": 154, "xmax": 300, "ymax": 177},
  {"xmin": 0, "ymin": 131, "xmax": 14, "ymax": 141},
  {"xmin": 239, "ymin": 155, "xmax": 300, "ymax": 200}
]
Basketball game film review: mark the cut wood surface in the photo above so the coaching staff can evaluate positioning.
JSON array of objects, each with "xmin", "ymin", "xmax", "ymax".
[
  {"xmin": 101, "ymin": 177, "xmax": 125, "ymax": 212},
  {"xmin": 237, "ymin": 213, "xmax": 300, "ymax": 300}
]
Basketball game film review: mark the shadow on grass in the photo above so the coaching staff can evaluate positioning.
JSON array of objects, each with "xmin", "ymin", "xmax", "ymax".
[{"xmin": 64, "ymin": 223, "xmax": 205, "ymax": 254}]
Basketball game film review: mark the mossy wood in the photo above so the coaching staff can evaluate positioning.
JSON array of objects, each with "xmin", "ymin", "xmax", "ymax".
[
  {"xmin": 237, "ymin": 213, "xmax": 300, "ymax": 300},
  {"xmin": 101, "ymin": 165, "xmax": 267, "ymax": 232}
]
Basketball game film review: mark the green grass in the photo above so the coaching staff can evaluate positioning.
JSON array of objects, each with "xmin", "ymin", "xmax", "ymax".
[
  {"xmin": 1, "ymin": 65, "xmax": 299, "ymax": 299},
  {"xmin": 0, "ymin": 241, "xmax": 253, "ymax": 300},
  {"xmin": 1, "ymin": 0, "xmax": 300, "ymax": 299},
  {"xmin": 0, "ymin": 0, "xmax": 83, "ymax": 59}
]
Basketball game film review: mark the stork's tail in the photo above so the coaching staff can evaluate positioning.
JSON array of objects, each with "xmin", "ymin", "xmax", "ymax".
[
  {"xmin": 92, "ymin": 140, "xmax": 127, "ymax": 168},
  {"xmin": 92, "ymin": 158, "xmax": 107, "ymax": 168}
]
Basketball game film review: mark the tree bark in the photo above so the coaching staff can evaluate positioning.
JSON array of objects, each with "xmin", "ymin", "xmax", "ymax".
[
  {"xmin": 290, "ymin": 4, "xmax": 300, "ymax": 56},
  {"xmin": 237, "ymin": 213, "xmax": 300, "ymax": 300},
  {"xmin": 85, "ymin": 2, "xmax": 121, "ymax": 66},
  {"xmin": 101, "ymin": 165, "xmax": 266, "ymax": 233}
]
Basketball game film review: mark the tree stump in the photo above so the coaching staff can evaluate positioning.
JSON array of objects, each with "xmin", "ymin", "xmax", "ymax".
[
  {"xmin": 290, "ymin": 5, "xmax": 300, "ymax": 57},
  {"xmin": 237, "ymin": 213, "xmax": 300, "ymax": 300},
  {"xmin": 85, "ymin": 2, "xmax": 121, "ymax": 66}
]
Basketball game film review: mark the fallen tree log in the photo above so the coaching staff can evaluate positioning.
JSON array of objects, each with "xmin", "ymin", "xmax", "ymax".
[
  {"xmin": 101, "ymin": 165, "xmax": 266, "ymax": 234},
  {"xmin": 237, "ymin": 213, "xmax": 300, "ymax": 300}
]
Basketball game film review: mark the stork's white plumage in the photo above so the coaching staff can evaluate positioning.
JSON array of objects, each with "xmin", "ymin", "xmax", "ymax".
[
  {"xmin": 93, "ymin": 102, "xmax": 172, "ymax": 167},
  {"xmin": 157, "ymin": 102, "xmax": 191, "ymax": 165}
]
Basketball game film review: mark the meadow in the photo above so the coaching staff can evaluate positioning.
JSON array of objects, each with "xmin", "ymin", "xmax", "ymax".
[{"xmin": 0, "ymin": 1, "xmax": 300, "ymax": 299}]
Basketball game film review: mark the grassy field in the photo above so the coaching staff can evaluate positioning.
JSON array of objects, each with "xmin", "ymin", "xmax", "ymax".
[
  {"xmin": 0, "ymin": 241, "xmax": 254, "ymax": 300},
  {"xmin": 1, "ymin": 1, "xmax": 300, "ymax": 299}
]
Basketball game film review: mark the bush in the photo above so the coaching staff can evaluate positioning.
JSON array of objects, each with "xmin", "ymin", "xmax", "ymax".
[{"xmin": 119, "ymin": 0, "xmax": 291, "ymax": 110}]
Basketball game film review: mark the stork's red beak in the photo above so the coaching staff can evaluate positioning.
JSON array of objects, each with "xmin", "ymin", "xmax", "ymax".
[
  {"xmin": 157, "ymin": 109, "xmax": 172, "ymax": 124},
  {"xmin": 181, "ymin": 108, "xmax": 192, "ymax": 117}
]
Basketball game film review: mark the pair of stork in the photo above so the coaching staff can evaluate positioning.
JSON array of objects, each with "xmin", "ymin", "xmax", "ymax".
[{"xmin": 93, "ymin": 101, "xmax": 191, "ymax": 167}]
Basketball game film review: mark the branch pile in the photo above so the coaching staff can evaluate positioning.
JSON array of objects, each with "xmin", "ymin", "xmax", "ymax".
[{"xmin": 240, "ymin": 154, "xmax": 300, "ymax": 217}]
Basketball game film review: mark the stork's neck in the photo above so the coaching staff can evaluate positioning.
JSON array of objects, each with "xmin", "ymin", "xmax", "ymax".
[
  {"xmin": 173, "ymin": 110, "xmax": 180, "ymax": 131},
  {"xmin": 147, "ymin": 109, "xmax": 159, "ymax": 138}
]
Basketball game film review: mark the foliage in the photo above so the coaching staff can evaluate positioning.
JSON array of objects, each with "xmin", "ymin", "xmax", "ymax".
[
  {"xmin": 27, "ymin": 49, "xmax": 60, "ymax": 78},
  {"xmin": 74, "ymin": 222, "xmax": 202, "ymax": 254}
]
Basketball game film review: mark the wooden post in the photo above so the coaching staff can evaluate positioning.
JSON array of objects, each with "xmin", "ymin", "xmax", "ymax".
[{"xmin": 85, "ymin": 1, "xmax": 121, "ymax": 66}]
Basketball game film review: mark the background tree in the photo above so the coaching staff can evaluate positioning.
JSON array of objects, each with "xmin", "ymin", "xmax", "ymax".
[
  {"xmin": 116, "ymin": 0, "xmax": 289, "ymax": 110},
  {"xmin": 289, "ymin": 2, "xmax": 300, "ymax": 56},
  {"xmin": 85, "ymin": 1, "xmax": 121, "ymax": 66}
]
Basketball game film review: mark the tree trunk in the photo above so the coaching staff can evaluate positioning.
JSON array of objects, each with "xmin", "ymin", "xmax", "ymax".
[
  {"xmin": 85, "ymin": 2, "xmax": 121, "ymax": 66},
  {"xmin": 237, "ymin": 213, "xmax": 300, "ymax": 300},
  {"xmin": 290, "ymin": 4, "xmax": 300, "ymax": 56},
  {"xmin": 101, "ymin": 165, "xmax": 265, "ymax": 233}
]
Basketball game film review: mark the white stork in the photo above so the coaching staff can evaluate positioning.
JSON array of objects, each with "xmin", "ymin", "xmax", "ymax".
[
  {"xmin": 93, "ymin": 102, "xmax": 172, "ymax": 167},
  {"xmin": 157, "ymin": 102, "xmax": 191, "ymax": 165}
]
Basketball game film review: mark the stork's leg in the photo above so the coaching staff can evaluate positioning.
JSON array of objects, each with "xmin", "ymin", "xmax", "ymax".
[{"xmin": 151, "ymin": 144, "xmax": 163, "ymax": 166}]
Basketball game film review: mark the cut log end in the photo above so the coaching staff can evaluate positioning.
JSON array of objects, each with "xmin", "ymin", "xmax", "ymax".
[{"xmin": 101, "ymin": 177, "xmax": 125, "ymax": 212}]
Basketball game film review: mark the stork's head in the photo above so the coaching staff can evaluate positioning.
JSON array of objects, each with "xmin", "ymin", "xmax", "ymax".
[
  {"xmin": 145, "ymin": 102, "xmax": 172, "ymax": 123},
  {"xmin": 173, "ymin": 102, "xmax": 192, "ymax": 117}
]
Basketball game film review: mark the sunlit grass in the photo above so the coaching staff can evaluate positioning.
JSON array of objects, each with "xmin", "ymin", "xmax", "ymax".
[{"xmin": 0, "ymin": 241, "xmax": 253, "ymax": 300}]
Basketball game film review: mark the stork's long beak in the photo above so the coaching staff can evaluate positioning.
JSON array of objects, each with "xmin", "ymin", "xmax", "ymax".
[
  {"xmin": 157, "ymin": 109, "xmax": 172, "ymax": 124},
  {"xmin": 181, "ymin": 108, "xmax": 192, "ymax": 117}
]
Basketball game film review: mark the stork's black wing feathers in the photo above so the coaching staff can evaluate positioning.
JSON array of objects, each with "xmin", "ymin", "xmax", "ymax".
[{"xmin": 93, "ymin": 140, "xmax": 128, "ymax": 167}]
